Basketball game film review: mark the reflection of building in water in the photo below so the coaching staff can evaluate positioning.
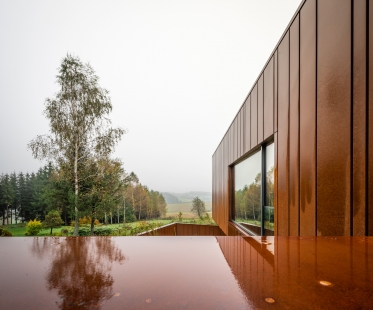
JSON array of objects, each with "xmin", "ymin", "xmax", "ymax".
[
  {"xmin": 212, "ymin": 0, "xmax": 373, "ymax": 237},
  {"xmin": 216, "ymin": 236, "xmax": 373, "ymax": 309}
]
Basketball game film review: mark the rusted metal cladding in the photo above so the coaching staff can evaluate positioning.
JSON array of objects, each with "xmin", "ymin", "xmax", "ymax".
[
  {"xmin": 258, "ymin": 74, "xmax": 264, "ymax": 144},
  {"xmin": 317, "ymin": 0, "xmax": 351, "ymax": 236},
  {"xmin": 251, "ymin": 84, "xmax": 258, "ymax": 148},
  {"xmin": 237, "ymin": 109, "xmax": 242, "ymax": 159},
  {"xmin": 289, "ymin": 15, "xmax": 300, "ymax": 236},
  {"xmin": 353, "ymin": 0, "xmax": 367, "ymax": 236},
  {"xmin": 244, "ymin": 96, "xmax": 251, "ymax": 154},
  {"xmin": 274, "ymin": 51, "xmax": 278, "ymax": 132},
  {"xmin": 369, "ymin": 0, "xmax": 373, "ymax": 236},
  {"xmin": 277, "ymin": 31, "xmax": 290, "ymax": 236},
  {"xmin": 223, "ymin": 136, "xmax": 230, "ymax": 234},
  {"xmin": 264, "ymin": 57, "xmax": 274, "ymax": 140},
  {"xmin": 213, "ymin": 0, "xmax": 371, "ymax": 237},
  {"xmin": 299, "ymin": 0, "xmax": 316, "ymax": 236},
  {"xmin": 233, "ymin": 117, "xmax": 238, "ymax": 162},
  {"xmin": 274, "ymin": 132, "xmax": 278, "ymax": 235}
]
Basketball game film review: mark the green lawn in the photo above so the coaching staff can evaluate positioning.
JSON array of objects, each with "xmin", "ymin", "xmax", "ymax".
[
  {"xmin": 1, "ymin": 217, "xmax": 216, "ymax": 237},
  {"xmin": 1, "ymin": 224, "xmax": 72, "ymax": 237},
  {"xmin": 1, "ymin": 220, "xmax": 174, "ymax": 237}
]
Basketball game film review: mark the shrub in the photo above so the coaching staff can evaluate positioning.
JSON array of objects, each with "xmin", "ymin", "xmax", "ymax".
[
  {"xmin": 42, "ymin": 210, "xmax": 64, "ymax": 234},
  {"xmin": 0, "ymin": 228, "xmax": 12, "ymax": 237},
  {"xmin": 60, "ymin": 228, "xmax": 70, "ymax": 236},
  {"xmin": 177, "ymin": 212, "xmax": 183, "ymax": 222},
  {"xmin": 78, "ymin": 226, "xmax": 116, "ymax": 236},
  {"xmin": 71, "ymin": 217, "xmax": 101, "ymax": 227},
  {"xmin": 25, "ymin": 219, "xmax": 43, "ymax": 236}
]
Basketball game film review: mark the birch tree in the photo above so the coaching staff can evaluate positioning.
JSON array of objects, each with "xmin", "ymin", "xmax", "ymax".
[{"xmin": 28, "ymin": 54, "xmax": 125, "ymax": 236}]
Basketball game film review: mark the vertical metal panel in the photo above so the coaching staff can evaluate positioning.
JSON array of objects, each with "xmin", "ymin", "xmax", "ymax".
[
  {"xmin": 369, "ymin": 0, "xmax": 373, "ymax": 236},
  {"xmin": 244, "ymin": 95, "xmax": 251, "ymax": 154},
  {"xmin": 233, "ymin": 119, "xmax": 237, "ymax": 162},
  {"xmin": 277, "ymin": 31, "xmax": 290, "ymax": 236},
  {"xmin": 251, "ymin": 84, "xmax": 258, "ymax": 148},
  {"xmin": 227, "ymin": 127, "xmax": 231, "ymax": 165},
  {"xmin": 238, "ymin": 109, "xmax": 242, "ymax": 158},
  {"xmin": 240, "ymin": 108, "xmax": 244, "ymax": 157},
  {"xmin": 258, "ymin": 74, "xmax": 264, "ymax": 143},
  {"xmin": 289, "ymin": 15, "xmax": 300, "ymax": 236},
  {"xmin": 353, "ymin": 0, "xmax": 367, "ymax": 236},
  {"xmin": 274, "ymin": 132, "xmax": 278, "ymax": 235},
  {"xmin": 274, "ymin": 51, "xmax": 278, "ymax": 132},
  {"xmin": 223, "ymin": 136, "xmax": 229, "ymax": 234},
  {"xmin": 299, "ymin": 0, "xmax": 317, "ymax": 236},
  {"xmin": 264, "ymin": 57, "xmax": 274, "ymax": 140},
  {"xmin": 317, "ymin": 0, "xmax": 351, "ymax": 236}
]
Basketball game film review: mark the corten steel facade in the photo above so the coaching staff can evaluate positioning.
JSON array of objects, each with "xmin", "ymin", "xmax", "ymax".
[{"xmin": 212, "ymin": 0, "xmax": 373, "ymax": 236}]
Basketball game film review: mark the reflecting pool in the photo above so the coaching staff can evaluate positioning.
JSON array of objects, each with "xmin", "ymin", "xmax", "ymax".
[{"xmin": 0, "ymin": 236, "xmax": 372, "ymax": 309}]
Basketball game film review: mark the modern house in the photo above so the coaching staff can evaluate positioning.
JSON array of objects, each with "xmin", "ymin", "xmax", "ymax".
[
  {"xmin": 1, "ymin": 2, "xmax": 372, "ymax": 308},
  {"xmin": 212, "ymin": 0, "xmax": 373, "ymax": 236}
]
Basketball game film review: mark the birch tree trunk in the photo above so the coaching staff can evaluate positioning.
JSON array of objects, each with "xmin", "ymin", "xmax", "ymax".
[{"xmin": 73, "ymin": 142, "xmax": 79, "ymax": 236}]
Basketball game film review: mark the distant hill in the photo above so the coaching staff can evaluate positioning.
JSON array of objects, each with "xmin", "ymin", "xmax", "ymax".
[
  {"xmin": 163, "ymin": 191, "xmax": 212, "ymax": 203},
  {"xmin": 161, "ymin": 192, "xmax": 180, "ymax": 204}
]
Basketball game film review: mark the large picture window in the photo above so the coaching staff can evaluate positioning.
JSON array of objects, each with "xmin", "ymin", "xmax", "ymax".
[{"xmin": 233, "ymin": 142, "xmax": 274, "ymax": 236}]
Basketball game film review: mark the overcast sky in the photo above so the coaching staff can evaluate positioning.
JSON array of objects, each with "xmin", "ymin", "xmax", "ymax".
[{"xmin": 0, "ymin": 0, "xmax": 301, "ymax": 193}]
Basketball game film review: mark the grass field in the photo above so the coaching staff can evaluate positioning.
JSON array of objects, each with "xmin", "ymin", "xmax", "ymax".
[
  {"xmin": 166, "ymin": 201, "xmax": 212, "ymax": 219},
  {"xmin": 1, "ymin": 224, "xmax": 71, "ymax": 237},
  {"xmin": 166, "ymin": 201, "xmax": 212, "ymax": 213},
  {"xmin": 1, "ymin": 214, "xmax": 217, "ymax": 237}
]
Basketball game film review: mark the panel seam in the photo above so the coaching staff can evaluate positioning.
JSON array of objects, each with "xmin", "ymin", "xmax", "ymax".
[
  {"xmin": 298, "ymin": 12, "xmax": 301, "ymax": 237},
  {"xmin": 315, "ymin": 0, "xmax": 318, "ymax": 236},
  {"xmin": 366, "ymin": 0, "xmax": 369, "ymax": 236},
  {"xmin": 350, "ymin": 0, "xmax": 354, "ymax": 237}
]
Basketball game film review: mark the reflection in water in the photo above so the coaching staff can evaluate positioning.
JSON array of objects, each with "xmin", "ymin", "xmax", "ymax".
[
  {"xmin": 31, "ymin": 237, "xmax": 125, "ymax": 309},
  {"xmin": 216, "ymin": 236, "xmax": 373, "ymax": 309}
]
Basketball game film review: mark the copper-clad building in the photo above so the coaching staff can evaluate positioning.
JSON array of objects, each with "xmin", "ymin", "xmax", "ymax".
[{"xmin": 212, "ymin": 0, "xmax": 373, "ymax": 236}]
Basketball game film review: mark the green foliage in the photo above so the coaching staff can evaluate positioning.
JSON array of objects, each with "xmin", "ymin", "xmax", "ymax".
[
  {"xmin": 191, "ymin": 196, "xmax": 206, "ymax": 217},
  {"xmin": 28, "ymin": 54, "xmax": 125, "ymax": 236},
  {"xmin": 177, "ymin": 212, "xmax": 183, "ymax": 222},
  {"xmin": 60, "ymin": 228, "xmax": 70, "ymax": 236},
  {"xmin": 0, "ymin": 228, "xmax": 12, "ymax": 236},
  {"xmin": 42, "ymin": 210, "xmax": 64, "ymax": 234},
  {"xmin": 25, "ymin": 219, "xmax": 43, "ymax": 236},
  {"xmin": 78, "ymin": 226, "xmax": 117, "ymax": 236}
]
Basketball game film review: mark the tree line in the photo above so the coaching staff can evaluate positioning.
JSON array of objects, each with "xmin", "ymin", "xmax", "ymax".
[
  {"xmin": 0, "ymin": 163, "xmax": 166, "ymax": 227},
  {"xmin": 235, "ymin": 167, "xmax": 274, "ymax": 223}
]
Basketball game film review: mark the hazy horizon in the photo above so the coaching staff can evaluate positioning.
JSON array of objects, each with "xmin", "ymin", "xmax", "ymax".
[{"xmin": 0, "ymin": 0, "xmax": 302, "ymax": 192}]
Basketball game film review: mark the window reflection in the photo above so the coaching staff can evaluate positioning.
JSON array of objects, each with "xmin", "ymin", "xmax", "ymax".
[
  {"xmin": 265, "ymin": 143, "xmax": 274, "ymax": 235},
  {"xmin": 234, "ymin": 150, "xmax": 262, "ymax": 232},
  {"xmin": 234, "ymin": 142, "xmax": 274, "ymax": 236}
]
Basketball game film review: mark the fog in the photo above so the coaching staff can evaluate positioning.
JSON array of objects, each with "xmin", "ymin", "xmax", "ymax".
[{"xmin": 0, "ymin": 0, "xmax": 301, "ymax": 192}]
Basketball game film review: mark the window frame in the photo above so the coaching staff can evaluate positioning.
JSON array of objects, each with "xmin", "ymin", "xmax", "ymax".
[{"xmin": 231, "ymin": 138, "xmax": 274, "ymax": 236}]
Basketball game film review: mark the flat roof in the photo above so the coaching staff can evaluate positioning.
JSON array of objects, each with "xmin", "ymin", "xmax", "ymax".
[{"xmin": 1, "ymin": 236, "xmax": 372, "ymax": 309}]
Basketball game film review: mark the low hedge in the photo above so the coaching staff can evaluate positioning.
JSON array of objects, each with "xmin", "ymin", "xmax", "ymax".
[{"xmin": 78, "ymin": 226, "xmax": 118, "ymax": 236}]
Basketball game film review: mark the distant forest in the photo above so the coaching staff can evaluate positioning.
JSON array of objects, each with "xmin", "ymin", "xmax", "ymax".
[{"xmin": 0, "ymin": 163, "xmax": 166, "ymax": 225}]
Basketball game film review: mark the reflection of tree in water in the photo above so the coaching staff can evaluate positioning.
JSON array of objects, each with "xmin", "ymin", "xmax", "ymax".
[{"xmin": 31, "ymin": 237, "xmax": 125, "ymax": 309}]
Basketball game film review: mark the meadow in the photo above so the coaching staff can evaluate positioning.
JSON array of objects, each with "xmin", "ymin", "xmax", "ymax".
[
  {"xmin": 0, "ymin": 201, "xmax": 215, "ymax": 237},
  {"xmin": 166, "ymin": 201, "xmax": 212, "ymax": 218}
]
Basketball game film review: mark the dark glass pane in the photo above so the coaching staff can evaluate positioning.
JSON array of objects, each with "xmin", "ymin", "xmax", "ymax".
[
  {"xmin": 265, "ymin": 143, "xmax": 275, "ymax": 234},
  {"xmin": 234, "ymin": 151, "xmax": 261, "ymax": 233}
]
